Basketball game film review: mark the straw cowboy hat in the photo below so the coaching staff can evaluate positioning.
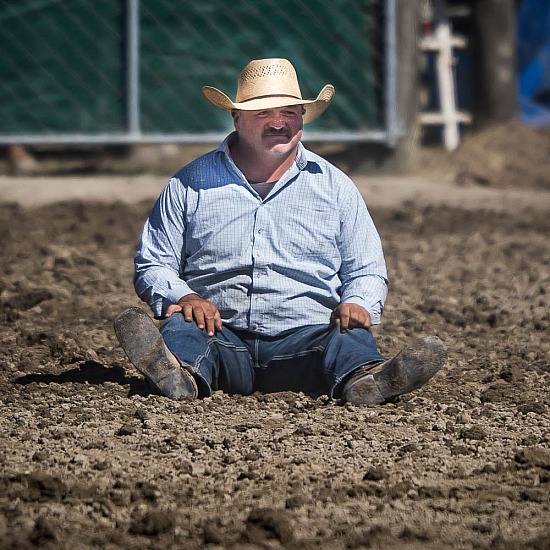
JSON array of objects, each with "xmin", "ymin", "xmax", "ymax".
[{"xmin": 202, "ymin": 58, "xmax": 335, "ymax": 124}]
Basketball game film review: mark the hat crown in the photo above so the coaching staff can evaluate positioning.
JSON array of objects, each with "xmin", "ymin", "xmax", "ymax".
[
  {"xmin": 236, "ymin": 59, "xmax": 303, "ymax": 103},
  {"xmin": 201, "ymin": 58, "xmax": 334, "ymax": 124}
]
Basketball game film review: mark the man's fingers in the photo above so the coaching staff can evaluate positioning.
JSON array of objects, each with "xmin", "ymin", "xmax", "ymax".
[
  {"xmin": 332, "ymin": 303, "xmax": 372, "ymax": 331},
  {"xmin": 193, "ymin": 307, "xmax": 207, "ymax": 330},
  {"xmin": 180, "ymin": 298, "xmax": 222, "ymax": 335},
  {"xmin": 337, "ymin": 308, "xmax": 350, "ymax": 332},
  {"xmin": 165, "ymin": 304, "xmax": 182, "ymax": 317},
  {"xmin": 204, "ymin": 306, "xmax": 223, "ymax": 335},
  {"xmin": 214, "ymin": 311, "xmax": 223, "ymax": 332},
  {"xmin": 183, "ymin": 303, "xmax": 206, "ymax": 331},
  {"xmin": 204, "ymin": 310, "xmax": 218, "ymax": 336},
  {"xmin": 182, "ymin": 303, "xmax": 196, "ymax": 323}
]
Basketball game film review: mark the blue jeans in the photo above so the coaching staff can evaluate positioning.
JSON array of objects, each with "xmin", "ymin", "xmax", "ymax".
[{"xmin": 160, "ymin": 315, "xmax": 385, "ymax": 399}]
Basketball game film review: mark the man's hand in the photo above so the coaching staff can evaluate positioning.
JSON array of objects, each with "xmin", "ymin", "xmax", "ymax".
[
  {"xmin": 331, "ymin": 303, "xmax": 372, "ymax": 333},
  {"xmin": 166, "ymin": 294, "xmax": 222, "ymax": 336}
]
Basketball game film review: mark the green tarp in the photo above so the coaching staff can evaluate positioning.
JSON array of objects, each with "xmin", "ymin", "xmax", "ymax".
[
  {"xmin": 0, "ymin": 0, "xmax": 125, "ymax": 134},
  {"xmin": 0, "ymin": 0, "xmax": 380, "ymax": 136}
]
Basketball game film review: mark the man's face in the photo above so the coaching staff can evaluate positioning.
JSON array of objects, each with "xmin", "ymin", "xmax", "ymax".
[{"xmin": 232, "ymin": 105, "xmax": 304, "ymax": 157}]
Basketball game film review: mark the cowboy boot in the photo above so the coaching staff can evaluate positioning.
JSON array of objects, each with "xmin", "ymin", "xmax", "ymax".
[
  {"xmin": 342, "ymin": 336, "xmax": 447, "ymax": 405},
  {"xmin": 114, "ymin": 307, "xmax": 198, "ymax": 400}
]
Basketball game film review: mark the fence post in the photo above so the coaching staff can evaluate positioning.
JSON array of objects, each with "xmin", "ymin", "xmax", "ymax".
[
  {"xmin": 385, "ymin": 0, "xmax": 399, "ymax": 146},
  {"xmin": 392, "ymin": 0, "xmax": 420, "ymax": 171},
  {"xmin": 126, "ymin": 0, "xmax": 140, "ymax": 137},
  {"xmin": 471, "ymin": 0, "xmax": 517, "ymax": 126}
]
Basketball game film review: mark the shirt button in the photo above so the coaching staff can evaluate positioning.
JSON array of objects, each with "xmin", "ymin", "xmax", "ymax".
[{"xmin": 251, "ymin": 323, "xmax": 258, "ymax": 330}]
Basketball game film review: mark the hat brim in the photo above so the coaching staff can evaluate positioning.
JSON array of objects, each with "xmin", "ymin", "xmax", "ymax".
[{"xmin": 202, "ymin": 84, "xmax": 334, "ymax": 124}]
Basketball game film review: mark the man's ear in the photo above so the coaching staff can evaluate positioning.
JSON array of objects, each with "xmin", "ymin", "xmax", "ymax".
[{"xmin": 231, "ymin": 109, "xmax": 240, "ymax": 129}]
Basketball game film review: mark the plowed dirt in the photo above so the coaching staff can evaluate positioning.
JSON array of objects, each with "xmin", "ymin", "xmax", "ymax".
[{"xmin": 0, "ymin": 121, "xmax": 549, "ymax": 549}]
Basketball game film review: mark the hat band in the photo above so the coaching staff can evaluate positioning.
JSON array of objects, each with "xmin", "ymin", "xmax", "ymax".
[{"xmin": 239, "ymin": 93, "xmax": 303, "ymax": 104}]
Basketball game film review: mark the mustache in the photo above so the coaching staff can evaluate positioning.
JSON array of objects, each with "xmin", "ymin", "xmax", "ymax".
[{"xmin": 263, "ymin": 128, "xmax": 290, "ymax": 137}]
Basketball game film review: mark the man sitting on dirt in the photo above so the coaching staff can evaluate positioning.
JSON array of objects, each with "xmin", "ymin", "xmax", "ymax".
[{"xmin": 114, "ymin": 58, "xmax": 447, "ymax": 404}]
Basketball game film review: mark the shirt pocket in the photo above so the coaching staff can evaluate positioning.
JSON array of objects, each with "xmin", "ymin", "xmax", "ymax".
[
  {"xmin": 282, "ymin": 205, "xmax": 339, "ymax": 261},
  {"xmin": 186, "ymin": 189, "xmax": 255, "ymax": 265}
]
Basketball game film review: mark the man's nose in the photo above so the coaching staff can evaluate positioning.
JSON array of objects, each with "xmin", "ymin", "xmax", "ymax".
[{"xmin": 267, "ymin": 114, "xmax": 285, "ymax": 127}]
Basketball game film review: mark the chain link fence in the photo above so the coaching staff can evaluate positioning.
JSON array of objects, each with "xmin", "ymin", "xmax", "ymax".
[{"xmin": 0, "ymin": 0, "xmax": 400, "ymax": 145}]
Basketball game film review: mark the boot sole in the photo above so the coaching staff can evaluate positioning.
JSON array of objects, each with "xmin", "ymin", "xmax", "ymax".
[
  {"xmin": 113, "ymin": 307, "xmax": 197, "ymax": 400},
  {"xmin": 343, "ymin": 336, "xmax": 447, "ymax": 405}
]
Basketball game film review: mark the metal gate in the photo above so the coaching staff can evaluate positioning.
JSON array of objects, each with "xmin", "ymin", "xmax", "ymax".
[{"xmin": 0, "ymin": 0, "xmax": 400, "ymax": 145}]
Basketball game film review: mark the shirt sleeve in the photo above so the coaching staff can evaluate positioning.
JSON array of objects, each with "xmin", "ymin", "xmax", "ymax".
[
  {"xmin": 134, "ymin": 177, "xmax": 195, "ymax": 318},
  {"xmin": 337, "ymin": 180, "xmax": 389, "ymax": 325}
]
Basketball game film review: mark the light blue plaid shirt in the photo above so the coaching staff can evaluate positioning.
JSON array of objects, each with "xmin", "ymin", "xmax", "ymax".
[{"xmin": 134, "ymin": 133, "xmax": 388, "ymax": 335}]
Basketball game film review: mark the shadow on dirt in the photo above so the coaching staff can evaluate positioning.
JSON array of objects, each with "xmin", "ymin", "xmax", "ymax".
[{"xmin": 13, "ymin": 360, "xmax": 149, "ymax": 396}]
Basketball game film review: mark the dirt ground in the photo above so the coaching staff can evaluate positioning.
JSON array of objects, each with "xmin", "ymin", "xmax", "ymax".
[{"xmin": 0, "ymin": 120, "xmax": 549, "ymax": 549}]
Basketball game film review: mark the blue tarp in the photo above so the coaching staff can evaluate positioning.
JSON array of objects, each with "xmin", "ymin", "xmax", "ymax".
[{"xmin": 518, "ymin": 0, "xmax": 550, "ymax": 127}]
